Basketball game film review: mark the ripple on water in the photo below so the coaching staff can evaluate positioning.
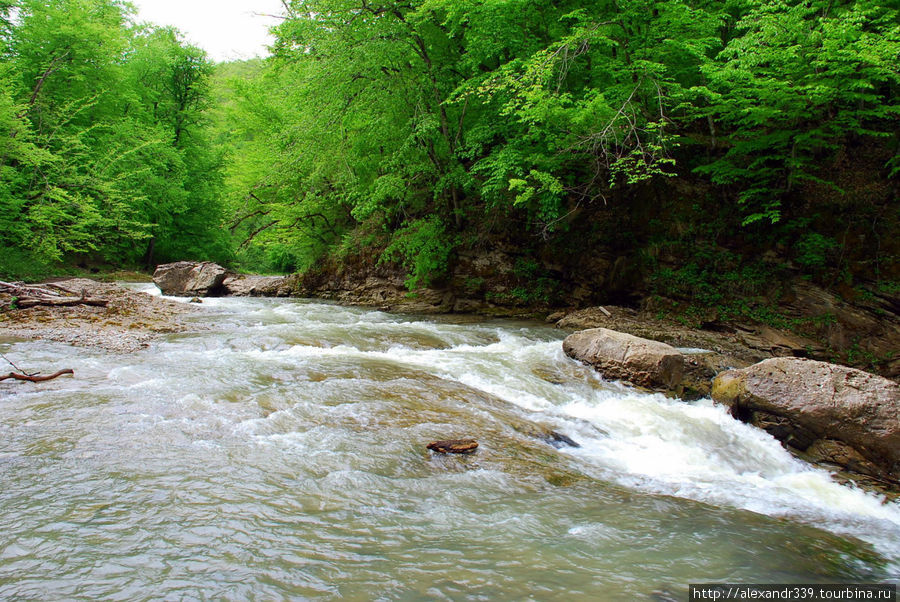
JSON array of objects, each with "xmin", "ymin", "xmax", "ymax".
[{"xmin": 0, "ymin": 296, "xmax": 898, "ymax": 599}]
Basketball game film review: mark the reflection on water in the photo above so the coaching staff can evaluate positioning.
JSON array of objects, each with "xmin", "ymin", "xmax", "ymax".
[{"xmin": 1, "ymin": 287, "xmax": 898, "ymax": 599}]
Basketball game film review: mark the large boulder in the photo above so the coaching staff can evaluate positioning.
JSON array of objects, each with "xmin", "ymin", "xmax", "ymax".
[
  {"xmin": 681, "ymin": 352, "xmax": 750, "ymax": 400},
  {"xmin": 563, "ymin": 328, "xmax": 684, "ymax": 394},
  {"xmin": 222, "ymin": 275, "xmax": 295, "ymax": 297},
  {"xmin": 153, "ymin": 262, "xmax": 228, "ymax": 297},
  {"xmin": 712, "ymin": 357, "xmax": 900, "ymax": 484}
]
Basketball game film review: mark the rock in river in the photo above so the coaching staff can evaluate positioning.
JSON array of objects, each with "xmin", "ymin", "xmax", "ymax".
[
  {"xmin": 427, "ymin": 439, "xmax": 479, "ymax": 454},
  {"xmin": 222, "ymin": 274, "xmax": 295, "ymax": 297},
  {"xmin": 712, "ymin": 357, "xmax": 900, "ymax": 484},
  {"xmin": 153, "ymin": 262, "xmax": 228, "ymax": 297},
  {"xmin": 563, "ymin": 328, "xmax": 684, "ymax": 395}
]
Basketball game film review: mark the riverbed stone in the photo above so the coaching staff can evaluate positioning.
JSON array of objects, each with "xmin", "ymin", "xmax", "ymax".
[
  {"xmin": 153, "ymin": 261, "xmax": 228, "ymax": 297},
  {"xmin": 427, "ymin": 439, "xmax": 479, "ymax": 454},
  {"xmin": 712, "ymin": 357, "xmax": 900, "ymax": 483},
  {"xmin": 680, "ymin": 352, "xmax": 751, "ymax": 400},
  {"xmin": 222, "ymin": 274, "xmax": 295, "ymax": 297},
  {"xmin": 563, "ymin": 328, "xmax": 684, "ymax": 394}
]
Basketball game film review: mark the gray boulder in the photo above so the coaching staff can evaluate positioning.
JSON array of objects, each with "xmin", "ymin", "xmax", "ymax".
[
  {"xmin": 563, "ymin": 328, "xmax": 684, "ymax": 394},
  {"xmin": 153, "ymin": 262, "xmax": 228, "ymax": 297},
  {"xmin": 712, "ymin": 357, "xmax": 900, "ymax": 483},
  {"xmin": 222, "ymin": 275, "xmax": 294, "ymax": 297}
]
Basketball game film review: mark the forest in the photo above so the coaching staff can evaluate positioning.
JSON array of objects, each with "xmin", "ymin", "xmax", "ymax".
[{"xmin": 1, "ymin": 0, "xmax": 898, "ymax": 317}]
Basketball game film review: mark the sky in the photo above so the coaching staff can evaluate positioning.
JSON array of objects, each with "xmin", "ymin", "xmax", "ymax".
[{"xmin": 129, "ymin": 0, "xmax": 287, "ymax": 62}]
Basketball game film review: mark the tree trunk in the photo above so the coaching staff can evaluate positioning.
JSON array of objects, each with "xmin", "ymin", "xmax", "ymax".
[{"xmin": 143, "ymin": 237, "xmax": 156, "ymax": 271}]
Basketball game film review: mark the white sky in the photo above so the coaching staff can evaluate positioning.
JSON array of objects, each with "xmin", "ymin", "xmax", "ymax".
[{"xmin": 129, "ymin": 0, "xmax": 287, "ymax": 62}]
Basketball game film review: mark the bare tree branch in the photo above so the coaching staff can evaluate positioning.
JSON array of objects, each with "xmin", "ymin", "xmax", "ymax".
[
  {"xmin": 28, "ymin": 49, "xmax": 71, "ymax": 107},
  {"xmin": 1, "ymin": 369, "xmax": 74, "ymax": 383}
]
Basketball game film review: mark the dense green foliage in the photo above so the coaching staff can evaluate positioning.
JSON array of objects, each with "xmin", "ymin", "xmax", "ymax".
[
  {"xmin": 0, "ymin": 0, "xmax": 227, "ymax": 278},
  {"xmin": 1, "ymin": 0, "xmax": 897, "ymax": 298},
  {"xmin": 217, "ymin": 0, "xmax": 898, "ymax": 286}
]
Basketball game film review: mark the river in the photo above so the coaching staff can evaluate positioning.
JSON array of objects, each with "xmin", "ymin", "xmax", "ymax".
[{"xmin": 1, "ymin": 286, "xmax": 898, "ymax": 600}]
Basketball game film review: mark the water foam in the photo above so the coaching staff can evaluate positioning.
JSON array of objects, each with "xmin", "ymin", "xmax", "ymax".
[
  {"xmin": 231, "ymin": 308, "xmax": 900, "ymax": 564},
  {"xmin": 99, "ymin": 293, "xmax": 900, "ymax": 565}
]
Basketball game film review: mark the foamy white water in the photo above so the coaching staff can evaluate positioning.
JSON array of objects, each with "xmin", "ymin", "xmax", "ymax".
[{"xmin": 1, "ymin": 286, "xmax": 897, "ymax": 599}]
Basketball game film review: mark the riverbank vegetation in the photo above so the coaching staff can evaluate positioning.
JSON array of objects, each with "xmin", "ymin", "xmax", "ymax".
[
  {"xmin": 216, "ymin": 0, "xmax": 898, "ymax": 287},
  {"xmin": 0, "ymin": 0, "xmax": 228, "ymax": 280},
  {"xmin": 1, "ymin": 0, "xmax": 898, "ymax": 334}
]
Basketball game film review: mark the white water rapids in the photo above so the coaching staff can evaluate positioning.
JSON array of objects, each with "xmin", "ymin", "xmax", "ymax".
[{"xmin": 1, "ymin": 285, "xmax": 898, "ymax": 599}]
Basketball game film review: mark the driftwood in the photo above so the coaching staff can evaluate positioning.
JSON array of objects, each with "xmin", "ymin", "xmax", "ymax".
[
  {"xmin": 15, "ymin": 297, "xmax": 108, "ymax": 308},
  {"xmin": 427, "ymin": 439, "xmax": 479, "ymax": 454},
  {"xmin": 0, "ymin": 369, "xmax": 74, "ymax": 383},
  {"xmin": 0, "ymin": 281, "xmax": 108, "ymax": 309},
  {"xmin": 43, "ymin": 282, "xmax": 79, "ymax": 295}
]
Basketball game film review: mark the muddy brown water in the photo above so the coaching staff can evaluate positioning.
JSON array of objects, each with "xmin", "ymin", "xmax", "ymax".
[{"xmin": 1, "ymin": 286, "xmax": 898, "ymax": 600}]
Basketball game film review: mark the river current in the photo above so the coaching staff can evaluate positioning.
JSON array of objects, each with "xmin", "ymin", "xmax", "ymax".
[{"xmin": 1, "ymin": 285, "xmax": 898, "ymax": 600}]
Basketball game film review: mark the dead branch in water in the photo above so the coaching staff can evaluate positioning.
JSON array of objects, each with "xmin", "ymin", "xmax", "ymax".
[{"xmin": 0, "ymin": 369, "xmax": 74, "ymax": 383}]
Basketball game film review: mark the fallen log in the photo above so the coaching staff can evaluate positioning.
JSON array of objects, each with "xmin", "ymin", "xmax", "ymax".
[
  {"xmin": 1, "ymin": 280, "xmax": 109, "ymax": 309},
  {"xmin": 15, "ymin": 296, "xmax": 108, "ymax": 308},
  {"xmin": 0, "ymin": 281, "xmax": 64, "ymax": 298},
  {"xmin": 0, "ymin": 369, "xmax": 74, "ymax": 383},
  {"xmin": 42, "ymin": 282, "xmax": 79, "ymax": 295}
]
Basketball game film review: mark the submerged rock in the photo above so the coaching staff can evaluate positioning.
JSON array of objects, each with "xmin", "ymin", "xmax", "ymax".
[
  {"xmin": 153, "ymin": 262, "xmax": 227, "ymax": 297},
  {"xmin": 538, "ymin": 430, "xmax": 581, "ymax": 449},
  {"xmin": 427, "ymin": 439, "xmax": 479, "ymax": 454},
  {"xmin": 510, "ymin": 422, "xmax": 581, "ymax": 448},
  {"xmin": 563, "ymin": 328, "xmax": 684, "ymax": 395},
  {"xmin": 712, "ymin": 357, "xmax": 900, "ymax": 485}
]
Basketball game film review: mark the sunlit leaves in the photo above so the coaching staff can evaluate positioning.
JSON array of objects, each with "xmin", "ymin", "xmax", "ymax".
[
  {"xmin": 0, "ymin": 0, "xmax": 227, "ymax": 267},
  {"xmin": 223, "ymin": 0, "xmax": 899, "ymax": 284}
]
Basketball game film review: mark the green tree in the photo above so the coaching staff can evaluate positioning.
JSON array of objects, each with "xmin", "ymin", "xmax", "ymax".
[
  {"xmin": 5, "ymin": 0, "xmax": 143, "ymax": 261},
  {"xmin": 124, "ymin": 26, "xmax": 227, "ymax": 266},
  {"xmin": 695, "ymin": 0, "xmax": 900, "ymax": 224},
  {"xmin": 0, "ymin": 0, "xmax": 228, "ymax": 273},
  {"xmin": 227, "ymin": 0, "xmax": 725, "ymax": 283}
]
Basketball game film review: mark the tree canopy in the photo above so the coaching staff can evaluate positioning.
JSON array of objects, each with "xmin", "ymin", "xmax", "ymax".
[
  {"xmin": 0, "ymin": 0, "xmax": 897, "ymax": 293},
  {"xmin": 217, "ymin": 0, "xmax": 898, "ymax": 284},
  {"xmin": 0, "ymin": 0, "xmax": 228, "ymax": 276}
]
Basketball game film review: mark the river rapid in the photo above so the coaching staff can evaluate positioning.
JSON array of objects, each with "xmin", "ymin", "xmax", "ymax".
[{"xmin": 1, "ymin": 285, "xmax": 898, "ymax": 600}]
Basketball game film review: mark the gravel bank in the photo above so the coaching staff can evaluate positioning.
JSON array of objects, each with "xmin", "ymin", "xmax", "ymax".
[{"xmin": 0, "ymin": 279, "xmax": 199, "ymax": 353}]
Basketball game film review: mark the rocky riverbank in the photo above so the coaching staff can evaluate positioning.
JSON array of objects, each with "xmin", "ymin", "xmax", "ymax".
[
  {"xmin": 288, "ymin": 252, "xmax": 900, "ymax": 381},
  {"xmin": 713, "ymin": 358, "xmax": 900, "ymax": 490},
  {"xmin": 3, "ymin": 272, "xmax": 898, "ymax": 496},
  {"xmin": 152, "ymin": 261, "xmax": 297, "ymax": 298},
  {"xmin": 561, "ymin": 325, "xmax": 899, "ymax": 496},
  {"xmin": 0, "ymin": 278, "xmax": 199, "ymax": 353},
  {"xmin": 150, "ymin": 260, "xmax": 900, "ymax": 384},
  {"xmin": 294, "ymin": 258, "xmax": 900, "ymax": 494}
]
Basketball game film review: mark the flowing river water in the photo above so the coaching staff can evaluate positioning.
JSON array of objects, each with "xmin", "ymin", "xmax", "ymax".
[{"xmin": 1, "ymin": 285, "xmax": 898, "ymax": 600}]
